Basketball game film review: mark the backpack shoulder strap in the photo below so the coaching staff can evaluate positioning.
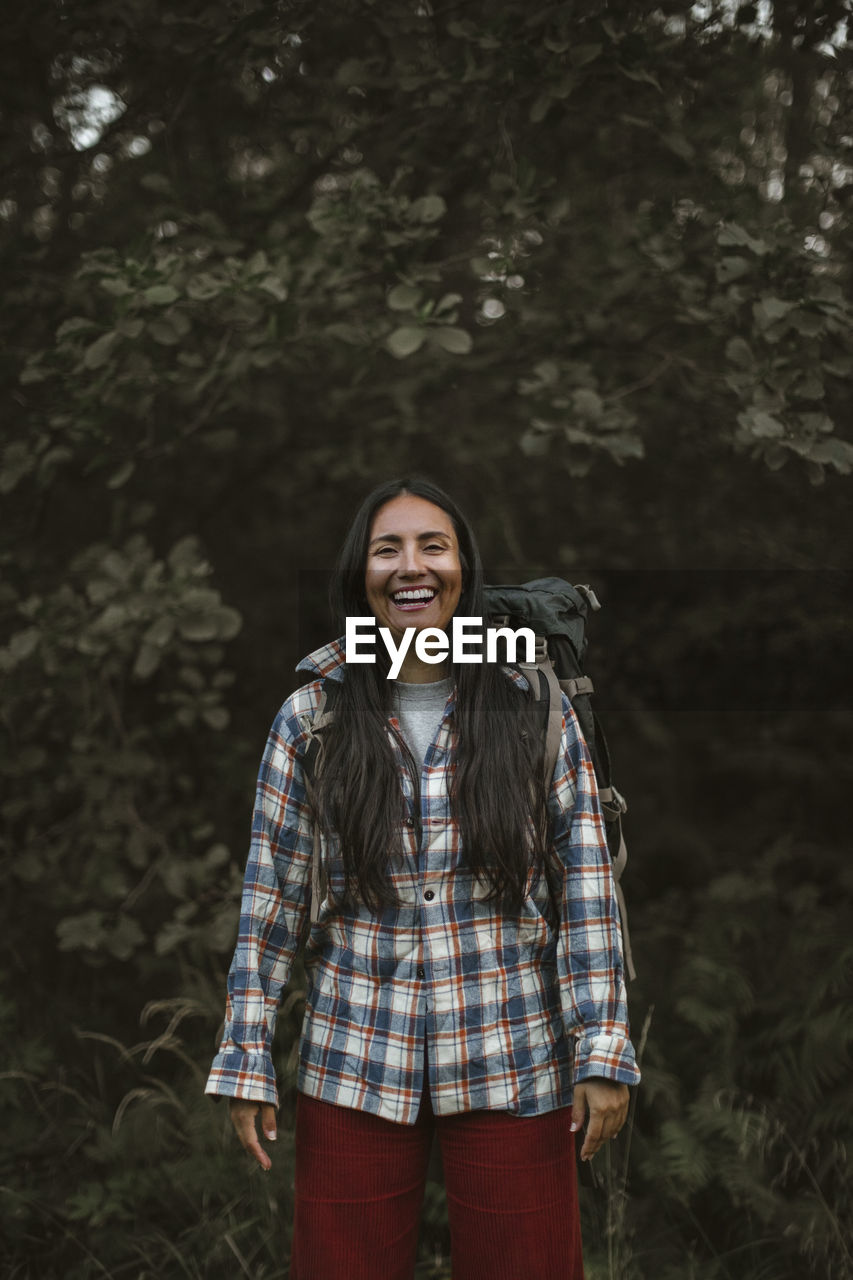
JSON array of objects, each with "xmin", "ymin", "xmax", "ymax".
[
  {"xmin": 299, "ymin": 680, "xmax": 340, "ymax": 924},
  {"xmin": 301, "ymin": 680, "xmax": 338, "ymax": 781},
  {"xmin": 518, "ymin": 639, "xmax": 564, "ymax": 789},
  {"xmin": 520, "ymin": 642, "xmax": 636, "ymax": 981}
]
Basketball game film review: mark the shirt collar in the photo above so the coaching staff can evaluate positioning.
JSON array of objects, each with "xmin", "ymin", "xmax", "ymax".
[{"xmin": 296, "ymin": 636, "xmax": 348, "ymax": 682}]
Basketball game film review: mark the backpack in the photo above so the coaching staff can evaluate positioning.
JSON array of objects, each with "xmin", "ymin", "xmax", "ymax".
[
  {"xmin": 301, "ymin": 577, "xmax": 635, "ymax": 980},
  {"xmin": 483, "ymin": 577, "xmax": 634, "ymax": 980}
]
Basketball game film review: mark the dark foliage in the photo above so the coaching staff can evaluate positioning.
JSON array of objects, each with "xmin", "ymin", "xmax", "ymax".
[{"xmin": 1, "ymin": 2, "xmax": 851, "ymax": 1276}]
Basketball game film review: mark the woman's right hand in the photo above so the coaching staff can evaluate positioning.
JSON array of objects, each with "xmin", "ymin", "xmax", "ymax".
[{"xmin": 229, "ymin": 1098, "xmax": 277, "ymax": 1171}]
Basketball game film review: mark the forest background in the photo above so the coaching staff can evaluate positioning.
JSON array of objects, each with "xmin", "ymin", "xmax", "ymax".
[{"xmin": 2, "ymin": 2, "xmax": 852, "ymax": 1277}]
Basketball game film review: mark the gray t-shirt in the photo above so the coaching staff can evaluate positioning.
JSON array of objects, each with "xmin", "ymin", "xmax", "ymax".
[{"xmin": 391, "ymin": 675, "xmax": 454, "ymax": 770}]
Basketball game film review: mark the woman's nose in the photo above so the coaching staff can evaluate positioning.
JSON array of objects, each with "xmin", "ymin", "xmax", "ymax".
[{"xmin": 399, "ymin": 544, "xmax": 425, "ymax": 575}]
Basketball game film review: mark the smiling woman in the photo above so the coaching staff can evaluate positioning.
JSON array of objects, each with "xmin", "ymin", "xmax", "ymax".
[
  {"xmin": 365, "ymin": 493, "xmax": 463, "ymax": 659},
  {"xmin": 205, "ymin": 477, "xmax": 639, "ymax": 1280}
]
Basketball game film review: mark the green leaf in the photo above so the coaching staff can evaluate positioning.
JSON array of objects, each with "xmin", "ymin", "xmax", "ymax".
[
  {"xmin": 201, "ymin": 706, "xmax": 230, "ymax": 731},
  {"xmin": 716, "ymin": 256, "xmax": 751, "ymax": 284},
  {"xmin": 115, "ymin": 317, "xmax": 145, "ymax": 339},
  {"xmin": 105, "ymin": 917, "xmax": 145, "ymax": 961},
  {"xmin": 431, "ymin": 327, "xmax": 473, "ymax": 354},
  {"xmin": 546, "ymin": 197, "xmax": 572, "ymax": 225},
  {"xmin": 661, "ymin": 132, "xmax": 695, "ymax": 160},
  {"xmin": 182, "ymin": 586, "xmax": 221, "ymax": 612},
  {"xmin": 530, "ymin": 93, "xmax": 552, "ymax": 124},
  {"xmin": 570, "ymin": 43, "xmax": 602, "ymax": 67},
  {"xmin": 57, "ymin": 911, "xmax": 105, "ymax": 952},
  {"xmin": 0, "ymin": 442, "xmax": 35, "ymax": 494},
  {"xmin": 408, "ymin": 195, "xmax": 446, "ymax": 224},
  {"xmin": 8, "ymin": 628, "xmax": 40, "ymax": 662},
  {"xmin": 809, "ymin": 437, "xmax": 853, "ymax": 474},
  {"xmin": 19, "ymin": 359, "xmax": 46, "ymax": 385},
  {"xmin": 133, "ymin": 643, "xmax": 162, "ymax": 679},
  {"xmin": 83, "ymin": 331, "xmax": 120, "ymax": 370},
  {"xmin": 169, "ymin": 309, "xmax": 191, "ymax": 337},
  {"xmin": 717, "ymin": 222, "xmax": 770, "ymax": 256},
  {"xmin": 725, "ymin": 337, "xmax": 755, "ymax": 368},
  {"xmin": 92, "ymin": 602, "xmax": 129, "ymax": 631},
  {"xmin": 78, "ymin": 249, "xmax": 121, "ymax": 277},
  {"xmin": 56, "ymin": 317, "xmax": 97, "ymax": 341},
  {"xmin": 99, "ymin": 277, "xmax": 134, "ymax": 298},
  {"xmin": 795, "ymin": 373, "xmax": 824, "ymax": 401},
  {"xmin": 618, "ymin": 65, "xmax": 662, "ymax": 92},
  {"xmin": 143, "ymin": 616, "xmax": 175, "ymax": 647},
  {"xmin": 179, "ymin": 665, "xmax": 205, "ymax": 690},
  {"xmin": 519, "ymin": 421, "xmax": 553, "ymax": 457},
  {"xmin": 753, "ymin": 297, "xmax": 796, "ymax": 331},
  {"xmin": 187, "ymin": 273, "xmax": 223, "ymax": 301},
  {"xmin": 787, "ymin": 310, "xmax": 824, "ymax": 337},
  {"xmin": 738, "ymin": 408, "xmax": 785, "ymax": 439},
  {"xmin": 144, "ymin": 284, "xmax": 180, "ymax": 305},
  {"xmin": 386, "ymin": 327, "xmax": 425, "ymax": 358},
  {"xmin": 763, "ymin": 444, "xmax": 789, "ymax": 471},
  {"xmin": 336, "ymin": 58, "xmax": 369, "ymax": 87},
  {"xmin": 387, "ymin": 284, "xmax": 423, "ymax": 311},
  {"xmin": 324, "ymin": 322, "xmax": 364, "ymax": 345},
  {"xmin": 435, "ymin": 293, "xmax": 463, "ymax": 315},
  {"xmin": 798, "ymin": 412, "xmax": 833, "ymax": 435},
  {"xmin": 148, "ymin": 319, "xmax": 180, "ymax": 345},
  {"xmin": 250, "ymin": 348, "xmax": 279, "ymax": 369},
  {"xmin": 106, "ymin": 460, "xmax": 136, "ymax": 489},
  {"xmin": 177, "ymin": 614, "xmax": 220, "ymax": 641},
  {"xmin": 572, "ymin": 388, "xmax": 603, "ymax": 419},
  {"xmin": 213, "ymin": 606, "xmax": 242, "ymax": 640},
  {"xmin": 167, "ymin": 535, "xmax": 204, "ymax": 571},
  {"xmin": 155, "ymin": 920, "xmax": 193, "ymax": 954},
  {"xmin": 243, "ymin": 249, "xmax": 267, "ymax": 276},
  {"xmin": 257, "ymin": 274, "xmax": 288, "ymax": 301},
  {"xmin": 140, "ymin": 172, "xmax": 172, "ymax": 193}
]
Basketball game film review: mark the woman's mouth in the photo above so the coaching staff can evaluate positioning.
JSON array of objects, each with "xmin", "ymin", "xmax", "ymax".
[{"xmin": 390, "ymin": 587, "xmax": 438, "ymax": 612}]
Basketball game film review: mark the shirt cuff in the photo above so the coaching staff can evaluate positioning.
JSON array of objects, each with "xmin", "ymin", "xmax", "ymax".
[
  {"xmin": 204, "ymin": 1048, "xmax": 280, "ymax": 1108},
  {"xmin": 572, "ymin": 1031, "xmax": 641, "ymax": 1086}
]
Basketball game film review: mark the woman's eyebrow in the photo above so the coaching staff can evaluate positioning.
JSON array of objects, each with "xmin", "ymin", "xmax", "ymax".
[{"xmin": 368, "ymin": 530, "xmax": 451, "ymax": 546}]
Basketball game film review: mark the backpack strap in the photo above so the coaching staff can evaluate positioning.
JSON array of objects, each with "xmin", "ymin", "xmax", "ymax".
[
  {"xmin": 582, "ymin": 711, "xmax": 635, "ymax": 980},
  {"xmin": 519, "ymin": 637, "xmax": 565, "ymax": 790},
  {"xmin": 299, "ymin": 682, "xmax": 338, "ymax": 924},
  {"xmin": 521, "ymin": 640, "xmax": 636, "ymax": 981}
]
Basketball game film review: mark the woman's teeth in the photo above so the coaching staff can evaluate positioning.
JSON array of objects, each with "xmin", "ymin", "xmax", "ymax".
[{"xmin": 392, "ymin": 589, "xmax": 437, "ymax": 609}]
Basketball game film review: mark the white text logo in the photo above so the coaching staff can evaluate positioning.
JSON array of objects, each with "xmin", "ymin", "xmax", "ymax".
[{"xmin": 345, "ymin": 617, "xmax": 535, "ymax": 679}]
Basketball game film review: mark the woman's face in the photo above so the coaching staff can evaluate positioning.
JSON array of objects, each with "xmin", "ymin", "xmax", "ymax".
[{"xmin": 365, "ymin": 494, "xmax": 463, "ymax": 639}]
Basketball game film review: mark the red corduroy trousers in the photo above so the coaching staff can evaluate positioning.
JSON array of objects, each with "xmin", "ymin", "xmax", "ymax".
[{"xmin": 289, "ymin": 1084, "xmax": 585, "ymax": 1280}]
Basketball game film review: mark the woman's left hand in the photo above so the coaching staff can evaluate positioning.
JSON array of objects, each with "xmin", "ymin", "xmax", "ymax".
[{"xmin": 571, "ymin": 1078, "xmax": 630, "ymax": 1161}]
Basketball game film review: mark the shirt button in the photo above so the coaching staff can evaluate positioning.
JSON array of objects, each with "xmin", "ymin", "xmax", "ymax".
[
  {"xmin": 424, "ymin": 890, "xmax": 435, "ymax": 901},
  {"xmin": 405, "ymin": 818, "xmax": 414, "ymax": 828},
  {"xmin": 416, "ymin": 966, "xmax": 426, "ymax": 979}
]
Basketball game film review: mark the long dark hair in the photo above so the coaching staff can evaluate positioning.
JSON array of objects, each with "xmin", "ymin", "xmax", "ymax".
[{"xmin": 315, "ymin": 477, "xmax": 552, "ymax": 913}]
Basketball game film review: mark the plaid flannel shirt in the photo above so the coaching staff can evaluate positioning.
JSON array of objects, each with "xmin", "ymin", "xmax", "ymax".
[{"xmin": 205, "ymin": 639, "xmax": 640, "ymax": 1124}]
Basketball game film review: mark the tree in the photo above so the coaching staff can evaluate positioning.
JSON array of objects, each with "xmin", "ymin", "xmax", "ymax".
[{"xmin": 1, "ymin": 3, "xmax": 851, "ymax": 1276}]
